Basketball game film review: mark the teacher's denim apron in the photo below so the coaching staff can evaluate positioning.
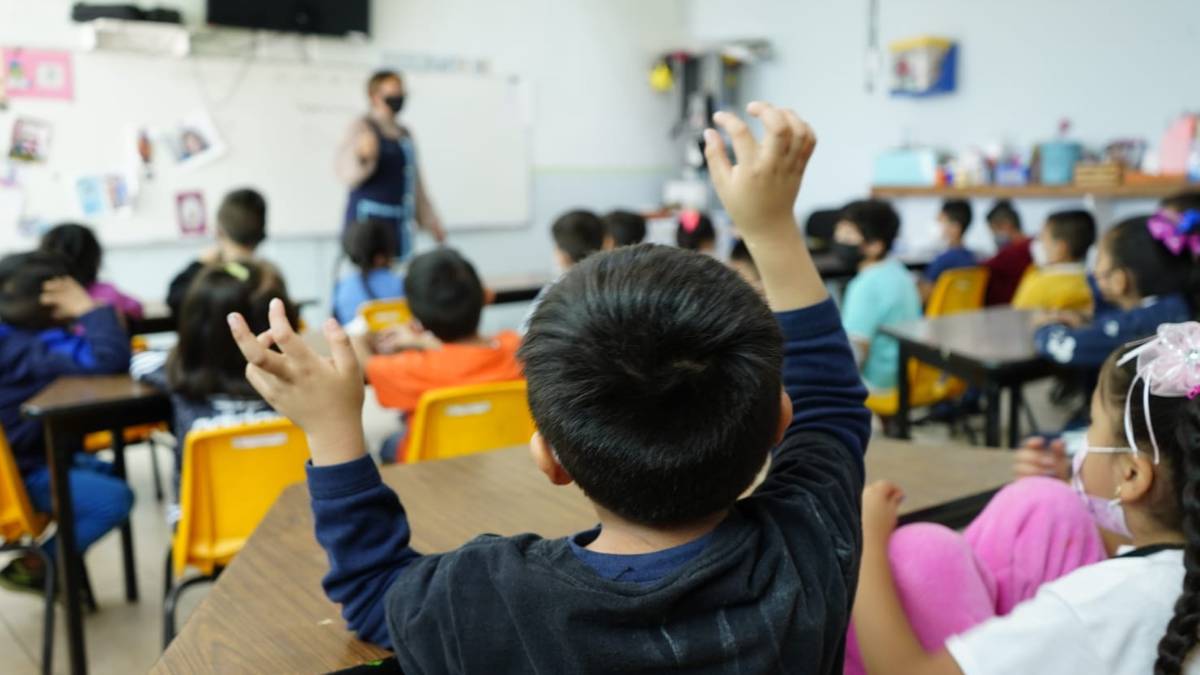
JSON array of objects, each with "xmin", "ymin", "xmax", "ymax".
[{"xmin": 343, "ymin": 118, "xmax": 417, "ymax": 260}]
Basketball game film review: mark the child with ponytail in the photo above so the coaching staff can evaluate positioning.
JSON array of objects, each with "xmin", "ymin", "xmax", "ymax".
[{"xmin": 850, "ymin": 324, "xmax": 1200, "ymax": 675}]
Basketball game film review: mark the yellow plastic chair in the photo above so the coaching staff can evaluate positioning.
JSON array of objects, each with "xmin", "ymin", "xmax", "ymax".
[
  {"xmin": 0, "ymin": 427, "xmax": 55, "ymax": 675},
  {"xmin": 405, "ymin": 380, "xmax": 534, "ymax": 463},
  {"xmin": 163, "ymin": 418, "xmax": 310, "ymax": 647},
  {"xmin": 867, "ymin": 267, "xmax": 989, "ymax": 417},
  {"xmin": 358, "ymin": 297, "xmax": 412, "ymax": 332}
]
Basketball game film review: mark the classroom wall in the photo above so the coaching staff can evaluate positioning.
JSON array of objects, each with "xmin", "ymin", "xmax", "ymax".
[
  {"xmin": 685, "ymin": 0, "xmax": 1200, "ymax": 254},
  {"xmin": 0, "ymin": 0, "xmax": 688, "ymax": 320}
]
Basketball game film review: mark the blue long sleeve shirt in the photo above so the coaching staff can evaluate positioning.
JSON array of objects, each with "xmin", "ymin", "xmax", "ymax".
[
  {"xmin": 308, "ymin": 298, "xmax": 870, "ymax": 671},
  {"xmin": 1034, "ymin": 293, "xmax": 1192, "ymax": 369},
  {"xmin": 0, "ymin": 307, "xmax": 132, "ymax": 472}
]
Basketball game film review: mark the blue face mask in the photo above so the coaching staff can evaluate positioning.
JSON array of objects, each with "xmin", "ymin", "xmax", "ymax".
[{"xmin": 1071, "ymin": 437, "xmax": 1132, "ymax": 538}]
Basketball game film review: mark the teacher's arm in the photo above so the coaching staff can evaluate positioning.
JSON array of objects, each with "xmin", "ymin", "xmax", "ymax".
[
  {"xmin": 406, "ymin": 131, "xmax": 447, "ymax": 243},
  {"xmin": 336, "ymin": 118, "xmax": 378, "ymax": 188}
]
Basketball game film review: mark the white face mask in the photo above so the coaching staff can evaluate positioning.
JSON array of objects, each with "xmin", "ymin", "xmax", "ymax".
[
  {"xmin": 1070, "ymin": 437, "xmax": 1132, "ymax": 538},
  {"xmin": 1031, "ymin": 239, "xmax": 1049, "ymax": 267}
]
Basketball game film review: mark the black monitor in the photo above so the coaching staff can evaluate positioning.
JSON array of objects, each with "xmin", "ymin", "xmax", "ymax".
[{"xmin": 207, "ymin": 0, "xmax": 369, "ymax": 37}]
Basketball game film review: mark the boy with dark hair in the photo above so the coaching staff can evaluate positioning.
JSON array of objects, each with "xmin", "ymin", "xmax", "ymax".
[
  {"xmin": 229, "ymin": 102, "xmax": 871, "ymax": 672},
  {"xmin": 358, "ymin": 247, "xmax": 522, "ymax": 462},
  {"xmin": 166, "ymin": 187, "xmax": 270, "ymax": 317},
  {"xmin": 1012, "ymin": 209, "xmax": 1096, "ymax": 311},
  {"xmin": 728, "ymin": 238, "xmax": 762, "ymax": 293},
  {"xmin": 834, "ymin": 198, "xmax": 921, "ymax": 390},
  {"xmin": 0, "ymin": 251, "xmax": 133, "ymax": 592},
  {"xmin": 521, "ymin": 209, "xmax": 608, "ymax": 333},
  {"xmin": 602, "ymin": 209, "xmax": 647, "ymax": 248},
  {"xmin": 982, "ymin": 199, "xmax": 1032, "ymax": 305},
  {"xmin": 919, "ymin": 199, "xmax": 976, "ymax": 302}
]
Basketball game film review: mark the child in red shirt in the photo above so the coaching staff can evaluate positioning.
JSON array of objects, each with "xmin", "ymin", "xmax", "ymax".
[
  {"xmin": 359, "ymin": 248, "xmax": 522, "ymax": 461},
  {"xmin": 982, "ymin": 200, "xmax": 1032, "ymax": 306}
]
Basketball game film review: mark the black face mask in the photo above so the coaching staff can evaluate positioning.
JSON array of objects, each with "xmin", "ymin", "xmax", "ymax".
[
  {"xmin": 384, "ymin": 95, "xmax": 406, "ymax": 114},
  {"xmin": 832, "ymin": 242, "xmax": 865, "ymax": 268}
]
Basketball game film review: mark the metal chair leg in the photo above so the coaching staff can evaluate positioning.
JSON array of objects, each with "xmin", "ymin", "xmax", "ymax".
[
  {"xmin": 1021, "ymin": 399, "xmax": 1040, "ymax": 436},
  {"xmin": 163, "ymin": 573, "xmax": 215, "ymax": 650},
  {"xmin": 31, "ymin": 546, "xmax": 55, "ymax": 675},
  {"xmin": 148, "ymin": 437, "xmax": 164, "ymax": 503},
  {"xmin": 79, "ymin": 558, "xmax": 97, "ymax": 612}
]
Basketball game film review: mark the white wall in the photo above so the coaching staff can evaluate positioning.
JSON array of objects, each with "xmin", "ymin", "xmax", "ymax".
[
  {"xmin": 0, "ymin": 0, "xmax": 687, "ymax": 323},
  {"xmin": 685, "ymin": 0, "xmax": 1200, "ymax": 253}
]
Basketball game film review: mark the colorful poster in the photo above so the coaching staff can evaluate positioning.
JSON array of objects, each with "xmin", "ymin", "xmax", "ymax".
[
  {"xmin": 75, "ymin": 173, "xmax": 135, "ymax": 218},
  {"xmin": 176, "ymin": 191, "xmax": 207, "ymax": 237},
  {"xmin": 8, "ymin": 117, "xmax": 52, "ymax": 162},
  {"xmin": 2, "ymin": 48, "xmax": 74, "ymax": 100}
]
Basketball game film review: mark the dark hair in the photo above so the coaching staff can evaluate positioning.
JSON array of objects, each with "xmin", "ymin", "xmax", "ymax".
[
  {"xmin": 0, "ymin": 251, "xmax": 71, "ymax": 330},
  {"xmin": 552, "ymin": 210, "xmax": 606, "ymax": 264},
  {"xmin": 940, "ymin": 199, "xmax": 973, "ymax": 234},
  {"xmin": 1161, "ymin": 191, "xmax": 1200, "ymax": 214},
  {"xmin": 40, "ymin": 223, "xmax": 101, "ymax": 286},
  {"xmin": 403, "ymin": 248, "xmax": 483, "ymax": 342},
  {"xmin": 676, "ymin": 212, "xmax": 717, "ymax": 251},
  {"xmin": 342, "ymin": 219, "xmax": 398, "ymax": 300},
  {"xmin": 1102, "ymin": 216, "xmax": 1200, "ymax": 309},
  {"xmin": 519, "ymin": 244, "xmax": 782, "ymax": 526},
  {"xmin": 217, "ymin": 188, "xmax": 267, "ymax": 248},
  {"xmin": 730, "ymin": 239, "xmax": 753, "ymax": 265},
  {"xmin": 986, "ymin": 200, "xmax": 1022, "ymax": 231},
  {"xmin": 603, "ymin": 210, "xmax": 647, "ymax": 247},
  {"xmin": 367, "ymin": 69, "xmax": 402, "ymax": 97},
  {"xmin": 1091, "ymin": 345, "xmax": 1200, "ymax": 675},
  {"xmin": 1044, "ymin": 209, "xmax": 1097, "ymax": 261},
  {"xmin": 840, "ymin": 199, "xmax": 901, "ymax": 252},
  {"xmin": 168, "ymin": 260, "xmax": 298, "ymax": 400}
]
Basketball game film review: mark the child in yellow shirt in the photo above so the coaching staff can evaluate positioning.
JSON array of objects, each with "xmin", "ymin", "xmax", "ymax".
[{"xmin": 1012, "ymin": 209, "xmax": 1095, "ymax": 311}]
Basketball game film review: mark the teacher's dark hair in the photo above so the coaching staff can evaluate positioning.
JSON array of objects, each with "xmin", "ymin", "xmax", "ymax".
[{"xmin": 367, "ymin": 70, "xmax": 403, "ymax": 98}]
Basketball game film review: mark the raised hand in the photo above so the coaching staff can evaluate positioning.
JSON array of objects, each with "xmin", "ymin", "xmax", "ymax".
[
  {"xmin": 1012, "ymin": 436, "xmax": 1070, "ymax": 481},
  {"xmin": 862, "ymin": 480, "xmax": 906, "ymax": 543},
  {"xmin": 228, "ymin": 298, "xmax": 367, "ymax": 466}
]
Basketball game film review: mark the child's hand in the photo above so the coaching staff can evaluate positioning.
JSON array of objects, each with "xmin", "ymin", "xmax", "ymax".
[
  {"xmin": 862, "ymin": 480, "xmax": 905, "ymax": 543},
  {"xmin": 228, "ymin": 298, "xmax": 367, "ymax": 466},
  {"xmin": 1012, "ymin": 436, "xmax": 1070, "ymax": 481},
  {"xmin": 703, "ymin": 101, "xmax": 816, "ymax": 239},
  {"xmin": 40, "ymin": 276, "xmax": 97, "ymax": 321}
]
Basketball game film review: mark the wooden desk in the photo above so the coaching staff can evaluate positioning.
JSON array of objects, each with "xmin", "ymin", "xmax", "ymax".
[
  {"xmin": 129, "ymin": 298, "xmax": 321, "ymax": 336},
  {"xmin": 812, "ymin": 253, "xmax": 930, "ymax": 282},
  {"xmin": 883, "ymin": 308, "xmax": 1054, "ymax": 448},
  {"xmin": 153, "ymin": 438, "xmax": 1013, "ymax": 674},
  {"xmin": 487, "ymin": 273, "xmax": 551, "ymax": 304},
  {"xmin": 22, "ymin": 375, "xmax": 173, "ymax": 675}
]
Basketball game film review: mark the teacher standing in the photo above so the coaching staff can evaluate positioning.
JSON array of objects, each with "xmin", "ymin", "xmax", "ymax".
[{"xmin": 337, "ymin": 70, "xmax": 446, "ymax": 260}]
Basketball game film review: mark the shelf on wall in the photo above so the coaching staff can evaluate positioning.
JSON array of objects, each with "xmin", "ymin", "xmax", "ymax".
[{"xmin": 869, "ymin": 183, "xmax": 1191, "ymax": 200}]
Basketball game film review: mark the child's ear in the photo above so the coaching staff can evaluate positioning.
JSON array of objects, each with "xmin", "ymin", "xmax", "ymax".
[
  {"xmin": 530, "ymin": 432, "xmax": 573, "ymax": 486},
  {"xmin": 775, "ymin": 389, "xmax": 793, "ymax": 446},
  {"xmin": 1117, "ymin": 453, "xmax": 1155, "ymax": 504}
]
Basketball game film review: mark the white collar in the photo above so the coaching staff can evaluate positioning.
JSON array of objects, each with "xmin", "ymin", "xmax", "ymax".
[{"xmin": 1038, "ymin": 262, "xmax": 1085, "ymax": 274}]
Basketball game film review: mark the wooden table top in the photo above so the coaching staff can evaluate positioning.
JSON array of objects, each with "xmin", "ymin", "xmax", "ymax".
[
  {"xmin": 153, "ymin": 437, "xmax": 1014, "ymax": 675},
  {"xmin": 20, "ymin": 374, "xmax": 168, "ymax": 419},
  {"xmin": 883, "ymin": 307, "xmax": 1043, "ymax": 367}
]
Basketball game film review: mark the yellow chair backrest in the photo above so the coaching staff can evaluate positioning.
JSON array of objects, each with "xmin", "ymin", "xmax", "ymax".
[
  {"xmin": 406, "ymin": 380, "xmax": 534, "ymax": 463},
  {"xmin": 926, "ymin": 266, "xmax": 990, "ymax": 318},
  {"xmin": 359, "ymin": 298, "xmax": 412, "ymax": 332},
  {"xmin": 0, "ymin": 426, "xmax": 47, "ymax": 542},
  {"xmin": 172, "ymin": 418, "xmax": 309, "ymax": 577}
]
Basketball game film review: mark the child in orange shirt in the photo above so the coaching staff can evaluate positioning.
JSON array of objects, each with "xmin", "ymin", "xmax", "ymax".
[{"xmin": 360, "ymin": 248, "xmax": 523, "ymax": 462}]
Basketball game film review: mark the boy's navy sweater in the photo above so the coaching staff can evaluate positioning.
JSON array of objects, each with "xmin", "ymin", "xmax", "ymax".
[
  {"xmin": 0, "ymin": 307, "xmax": 132, "ymax": 473},
  {"xmin": 308, "ymin": 298, "xmax": 871, "ymax": 673}
]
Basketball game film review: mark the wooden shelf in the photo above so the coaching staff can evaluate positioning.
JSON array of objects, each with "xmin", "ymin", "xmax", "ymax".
[{"xmin": 870, "ymin": 183, "xmax": 1191, "ymax": 200}]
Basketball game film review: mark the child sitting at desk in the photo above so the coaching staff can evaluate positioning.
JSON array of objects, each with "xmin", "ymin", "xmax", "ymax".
[
  {"xmin": 835, "ymin": 198, "xmax": 922, "ymax": 390},
  {"xmin": 40, "ymin": 222, "xmax": 144, "ymax": 320},
  {"xmin": 227, "ymin": 102, "xmax": 872, "ymax": 672},
  {"xmin": 1011, "ymin": 209, "xmax": 1096, "ymax": 312},
  {"xmin": 676, "ymin": 209, "xmax": 717, "ymax": 255},
  {"xmin": 332, "ymin": 219, "xmax": 405, "ymax": 325},
  {"xmin": 521, "ymin": 209, "xmax": 606, "ymax": 332},
  {"xmin": 0, "ymin": 251, "xmax": 132, "ymax": 593},
  {"xmin": 602, "ymin": 209, "xmax": 647, "ymax": 248},
  {"xmin": 358, "ymin": 248, "xmax": 522, "ymax": 463},
  {"xmin": 981, "ymin": 200, "xmax": 1032, "ymax": 306},
  {"xmin": 1035, "ymin": 214, "xmax": 1197, "ymax": 369},
  {"xmin": 919, "ymin": 200, "xmax": 976, "ymax": 303}
]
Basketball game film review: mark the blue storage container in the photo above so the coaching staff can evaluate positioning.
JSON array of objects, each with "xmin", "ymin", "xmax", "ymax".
[{"xmin": 1039, "ymin": 141, "xmax": 1082, "ymax": 185}]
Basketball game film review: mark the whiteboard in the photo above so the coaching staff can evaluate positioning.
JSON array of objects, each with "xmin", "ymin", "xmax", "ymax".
[{"xmin": 0, "ymin": 50, "xmax": 531, "ymax": 251}]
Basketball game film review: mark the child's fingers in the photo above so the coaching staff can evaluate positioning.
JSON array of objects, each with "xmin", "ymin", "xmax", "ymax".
[
  {"xmin": 746, "ymin": 101, "xmax": 792, "ymax": 168},
  {"xmin": 267, "ymin": 298, "xmax": 310, "ymax": 360},
  {"xmin": 782, "ymin": 110, "xmax": 816, "ymax": 172},
  {"xmin": 712, "ymin": 111, "xmax": 757, "ymax": 166},
  {"xmin": 228, "ymin": 311, "xmax": 289, "ymax": 378},
  {"xmin": 703, "ymin": 129, "xmax": 732, "ymax": 190},
  {"xmin": 323, "ymin": 318, "xmax": 359, "ymax": 375},
  {"xmin": 244, "ymin": 365, "xmax": 280, "ymax": 401}
]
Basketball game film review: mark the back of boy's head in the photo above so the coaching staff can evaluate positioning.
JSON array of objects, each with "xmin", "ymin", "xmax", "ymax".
[
  {"xmin": 1045, "ymin": 209, "xmax": 1096, "ymax": 261},
  {"xmin": 39, "ymin": 223, "xmax": 101, "ymax": 287},
  {"xmin": 1161, "ymin": 190, "xmax": 1200, "ymax": 214},
  {"xmin": 169, "ymin": 260, "xmax": 297, "ymax": 400},
  {"xmin": 675, "ymin": 211, "xmax": 716, "ymax": 251},
  {"xmin": 403, "ymin": 248, "xmax": 483, "ymax": 342},
  {"xmin": 986, "ymin": 200, "xmax": 1022, "ymax": 231},
  {"xmin": 519, "ymin": 244, "xmax": 783, "ymax": 526},
  {"xmin": 603, "ymin": 210, "xmax": 647, "ymax": 247},
  {"xmin": 840, "ymin": 199, "xmax": 900, "ymax": 251},
  {"xmin": 551, "ymin": 210, "xmax": 606, "ymax": 264},
  {"xmin": 1104, "ymin": 216, "xmax": 1199, "ymax": 304},
  {"xmin": 218, "ymin": 188, "xmax": 267, "ymax": 249},
  {"xmin": 0, "ymin": 251, "xmax": 70, "ymax": 330},
  {"xmin": 342, "ymin": 219, "xmax": 398, "ymax": 271},
  {"xmin": 940, "ymin": 199, "xmax": 972, "ymax": 233}
]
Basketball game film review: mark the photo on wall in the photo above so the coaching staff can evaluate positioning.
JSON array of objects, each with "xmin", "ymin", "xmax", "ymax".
[
  {"xmin": 8, "ymin": 117, "xmax": 52, "ymax": 163},
  {"xmin": 160, "ymin": 111, "xmax": 227, "ymax": 171},
  {"xmin": 175, "ymin": 190, "xmax": 207, "ymax": 237}
]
